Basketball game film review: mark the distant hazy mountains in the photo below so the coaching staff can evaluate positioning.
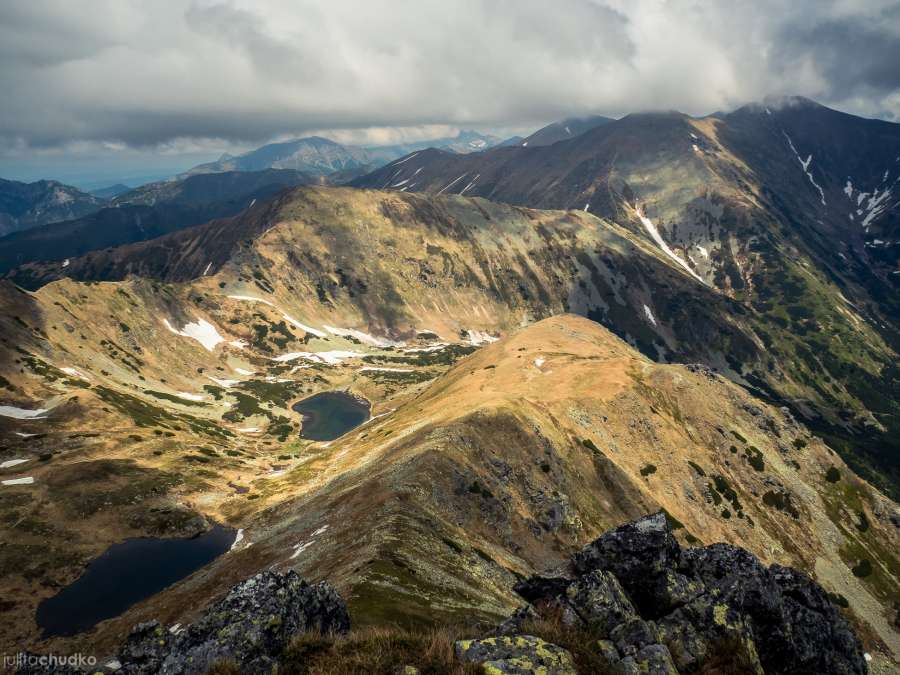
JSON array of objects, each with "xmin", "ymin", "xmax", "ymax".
[
  {"xmin": 180, "ymin": 130, "xmax": 502, "ymax": 180},
  {"xmin": 0, "ymin": 178, "xmax": 105, "ymax": 236},
  {"xmin": 0, "ymin": 169, "xmax": 310, "ymax": 273}
]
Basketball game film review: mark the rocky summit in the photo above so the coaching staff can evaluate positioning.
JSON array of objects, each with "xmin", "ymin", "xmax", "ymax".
[{"xmin": 474, "ymin": 512, "xmax": 868, "ymax": 675}]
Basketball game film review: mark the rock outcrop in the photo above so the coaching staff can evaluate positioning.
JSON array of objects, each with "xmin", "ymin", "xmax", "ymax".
[
  {"xmin": 478, "ymin": 512, "xmax": 867, "ymax": 675},
  {"xmin": 117, "ymin": 570, "xmax": 349, "ymax": 675}
]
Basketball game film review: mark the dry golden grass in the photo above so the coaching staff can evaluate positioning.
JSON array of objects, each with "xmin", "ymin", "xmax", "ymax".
[
  {"xmin": 205, "ymin": 613, "xmax": 617, "ymax": 674},
  {"xmin": 278, "ymin": 625, "xmax": 483, "ymax": 674}
]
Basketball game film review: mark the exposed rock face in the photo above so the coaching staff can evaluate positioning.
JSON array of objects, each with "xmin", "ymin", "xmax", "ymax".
[
  {"xmin": 455, "ymin": 635, "xmax": 577, "ymax": 674},
  {"xmin": 495, "ymin": 513, "xmax": 867, "ymax": 675},
  {"xmin": 117, "ymin": 570, "xmax": 349, "ymax": 674}
]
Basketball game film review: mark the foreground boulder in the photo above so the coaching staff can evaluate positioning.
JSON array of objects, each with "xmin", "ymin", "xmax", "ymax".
[
  {"xmin": 455, "ymin": 635, "xmax": 577, "ymax": 674},
  {"xmin": 118, "ymin": 570, "xmax": 349, "ymax": 674},
  {"xmin": 489, "ymin": 513, "xmax": 867, "ymax": 675}
]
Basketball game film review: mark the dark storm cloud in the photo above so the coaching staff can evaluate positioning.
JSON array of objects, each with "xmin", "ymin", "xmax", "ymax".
[
  {"xmin": 771, "ymin": 2, "xmax": 900, "ymax": 118},
  {"xmin": 0, "ymin": 0, "xmax": 898, "ymax": 157}
]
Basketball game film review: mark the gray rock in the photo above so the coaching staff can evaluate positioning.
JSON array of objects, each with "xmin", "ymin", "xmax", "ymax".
[
  {"xmin": 455, "ymin": 635, "xmax": 577, "ymax": 674},
  {"xmin": 118, "ymin": 570, "xmax": 349, "ymax": 675},
  {"xmin": 565, "ymin": 570, "xmax": 637, "ymax": 636}
]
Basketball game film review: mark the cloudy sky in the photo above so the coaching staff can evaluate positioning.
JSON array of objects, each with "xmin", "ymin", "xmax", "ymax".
[{"xmin": 2, "ymin": 0, "xmax": 899, "ymax": 186}]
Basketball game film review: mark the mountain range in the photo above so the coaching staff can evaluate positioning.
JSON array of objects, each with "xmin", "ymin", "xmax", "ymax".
[
  {"xmin": 0, "ymin": 178, "xmax": 106, "ymax": 237},
  {"xmin": 1, "ymin": 99, "xmax": 898, "ymax": 669},
  {"xmin": 180, "ymin": 130, "xmax": 502, "ymax": 180}
]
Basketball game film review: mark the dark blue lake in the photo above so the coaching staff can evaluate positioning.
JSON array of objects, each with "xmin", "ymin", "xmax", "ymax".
[
  {"xmin": 36, "ymin": 525, "xmax": 236, "ymax": 637},
  {"xmin": 292, "ymin": 391, "xmax": 370, "ymax": 441}
]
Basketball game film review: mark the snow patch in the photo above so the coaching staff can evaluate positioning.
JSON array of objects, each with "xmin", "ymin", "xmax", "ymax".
[
  {"xmin": 61, "ymin": 367, "xmax": 90, "ymax": 381},
  {"xmin": 14, "ymin": 432, "xmax": 37, "ymax": 438},
  {"xmin": 392, "ymin": 152, "xmax": 419, "ymax": 166},
  {"xmin": 635, "ymin": 208, "xmax": 705, "ymax": 284},
  {"xmin": 236, "ymin": 427, "xmax": 260, "ymax": 433},
  {"xmin": 273, "ymin": 350, "xmax": 363, "ymax": 365},
  {"xmin": 467, "ymin": 330, "xmax": 498, "ymax": 346},
  {"xmin": 0, "ymin": 405, "xmax": 49, "ymax": 420},
  {"xmin": 61, "ymin": 259, "xmax": 70, "ymax": 268},
  {"xmin": 437, "ymin": 173, "xmax": 468, "ymax": 195},
  {"xmin": 283, "ymin": 314, "xmax": 327, "ymax": 338},
  {"xmin": 230, "ymin": 529, "xmax": 244, "ymax": 551},
  {"xmin": 360, "ymin": 366, "xmax": 414, "ymax": 373},
  {"xmin": 643, "ymin": 304, "xmax": 657, "ymax": 326},
  {"xmin": 234, "ymin": 368, "xmax": 255, "ymax": 376},
  {"xmin": 0, "ymin": 459, "xmax": 29, "ymax": 469},
  {"xmin": 227, "ymin": 295, "xmax": 275, "ymax": 307},
  {"xmin": 783, "ymin": 132, "xmax": 826, "ymax": 206},
  {"xmin": 289, "ymin": 524, "xmax": 329, "ymax": 560},
  {"xmin": 202, "ymin": 262, "xmax": 212, "ymax": 276},
  {"xmin": 207, "ymin": 376, "xmax": 239, "ymax": 388},
  {"xmin": 163, "ymin": 318, "xmax": 225, "ymax": 351},
  {"xmin": 2, "ymin": 477, "xmax": 34, "ymax": 486},
  {"xmin": 534, "ymin": 357, "xmax": 545, "ymax": 368},
  {"xmin": 229, "ymin": 339, "xmax": 248, "ymax": 349},
  {"xmin": 176, "ymin": 392, "xmax": 205, "ymax": 402},
  {"xmin": 323, "ymin": 325, "xmax": 398, "ymax": 347},
  {"xmin": 583, "ymin": 203, "xmax": 590, "ymax": 212}
]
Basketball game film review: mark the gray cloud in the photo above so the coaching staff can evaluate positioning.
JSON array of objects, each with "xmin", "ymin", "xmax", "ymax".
[{"xmin": 1, "ymin": 0, "xmax": 898, "ymax": 162}]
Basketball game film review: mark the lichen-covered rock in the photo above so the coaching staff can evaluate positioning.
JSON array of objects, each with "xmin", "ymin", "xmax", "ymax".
[
  {"xmin": 615, "ymin": 644, "xmax": 679, "ymax": 675},
  {"xmin": 565, "ymin": 570, "xmax": 637, "ymax": 635},
  {"xmin": 573, "ymin": 513, "xmax": 684, "ymax": 617},
  {"xmin": 118, "ymin": 621, "xmax": 173, "ymax": 674},
  {"xmin": 118, "ymin": 570, "xmax": 349, "ymax": 675},
  {"xmin": 500, "ymin": 513, "xmax": 868, "ymax": 675},
  {"xmin": 454, "ymin": 635, "xmax": 577, "ymax": 674}
]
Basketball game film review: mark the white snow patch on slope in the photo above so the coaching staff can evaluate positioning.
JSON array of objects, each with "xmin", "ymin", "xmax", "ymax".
[
  {"xmin": 635, "ymin": 208, "xmax": 705, "ymax": 284},
  {"xmin": 584, "ymin": 203, "xmax": 590, "ymax": 212},
  {"xmin": 2, "ymin": 477, "xmax": 34, "ymax": 486},
  {"xmin": 202, "ymin": 262, "xmax": 212, "ymax": 276},
  {"xmin": 696, "ymin": 245, "xmax": 709, "ymax": 259},
  {"xmin": 323, "ymin": 325, "xmax": 398, "ymax": 347},
  {"xmin": 392, "ymin": 152, "xmax": 419, "ymax": 166},
  {"xmin": 844, "ymin": 180, "xmax": 853, "ymax": 199},
  {"xmin": 402, "ymin": 344, "xmax": 448, "ymax": 353},
  {"xmin": 0, "ymin": 405, "xmax": 49, "ymax": 420},
  {"xmin": 14, "ymin": 432, "xmax": 37, "ymax": 438},
  {"xmin": 227, "ymin": 295, "xmax": 275, "ymax": 307},
  {"xmin": 236, "ymin": 427, "xmax": 260, "ymax": 433},
  {"xmin": 229, "ymin": 339, "xmax": 248, "ymax": 349},
  {"xmin": 283, "ymin": 314, "xmax": 327, "ymax": 338},
  {"xmin": 234, "ymin": 368, "xmax": 256, "ymax": 376},
  {"xmin": 783, "ymin": 132, "xmax": 826, "ymax": 206},
  {"xmin": 860, "ymin": 188, "xmax": 892, "ymax": 229},
  {"xmin": 273, "ymin": 350, "xmax": 363, "ymax": 365},
  {"xmin": 61, "ymin": 259, "xmax": 70, "ymax": 268},
  {"xmin": 460, "ymin": 174, "xmax": 480, "ymax": 195},
  {"xmin": 534, "ymin": 357, "xmax": 545, "ymax": 368},
  {"xmin": 0, "ymin": 459, "xmax": 29, "ymax": 469},
  {"xmin": 176, "ymin": 392, "xmax": 205, "ymax": 402},
  {"xmin": 437, "ymin": 173, "xmax": 468, "ymax": 195},
  {"xmin": 230, "ymin": 529, "xmax": 244, "ymax": 551},
  {"xmin": 289, "ymin": 524, "xmax": 329, "ymax": 559},
  {"xmin": 207, "ymin": 376, "xmax": 239, "ymax": 388},
  {"xmin": 643, "ymin": 304, "xmax": 657, "ymax": 326},
  {"xmin": 467, "ymin": 330, "xmax": 498, "ymax": 345},
  {"xmin": 163, "ymin": 318, "xmax": 225, "ymax": 351},
  {"xmin": 61, "ymin": 367, "xmax": 90, "ymax": 381}
]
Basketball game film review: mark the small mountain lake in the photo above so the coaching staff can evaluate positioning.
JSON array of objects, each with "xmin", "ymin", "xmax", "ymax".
[
  {"xmin": 36, "ymin": 525, "xmax": 236, "ymax": 638},
  {"xmin": 292, "ymin": 391, "xmax": 371, "ymax": 441}
]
